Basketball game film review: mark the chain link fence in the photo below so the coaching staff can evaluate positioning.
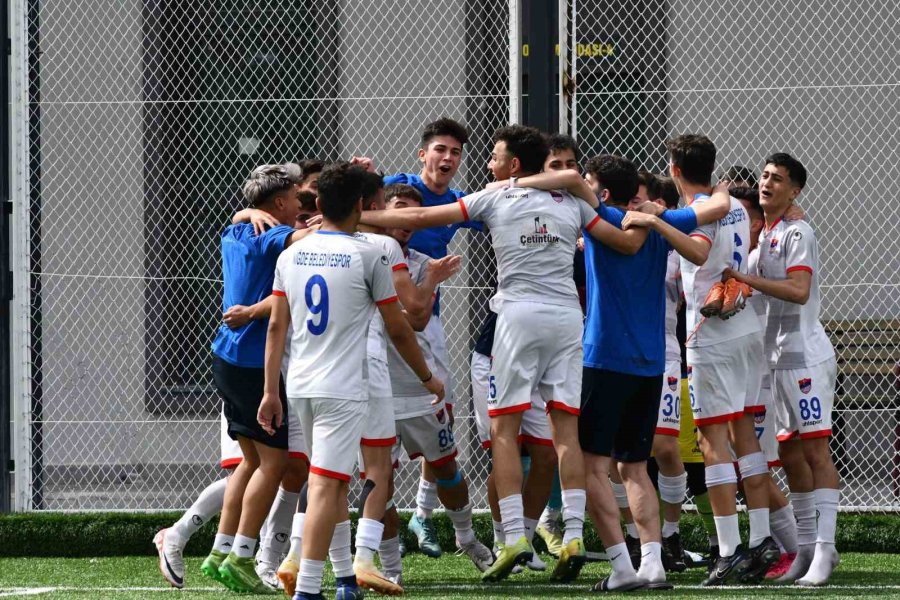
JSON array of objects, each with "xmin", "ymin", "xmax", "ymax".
[{"xmin": 9, "ymin": 0, "xmax": 900, "ymax": 512}]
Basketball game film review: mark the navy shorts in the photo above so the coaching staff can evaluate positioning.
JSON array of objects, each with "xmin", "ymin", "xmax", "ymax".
[{"xmin": 212, "ymin": 355, "xmax": 288, "ymax": 450}]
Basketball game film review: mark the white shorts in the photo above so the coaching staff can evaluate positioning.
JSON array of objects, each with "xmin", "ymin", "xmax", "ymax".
[
  {"xmin": 429, "ymin": 321, "xmax": 456, "ymax": 408},
  {"xmin": 488, "ymin": 302, "xmax": 583, "ymax": 417},
  {"xmin": 753, "ymin": 381, "xmax": 780, "ymax": 466},
  {"xmin": 219, "ymin": 407, "xmax": 309, "ymax": 469},
  {"xmin": 362, "ymin": 358, "xmax": 397, "ymax": 446},
  {"xmin": 687, "ymin": 332, "xmax": 764, "ymax": 428},
  {"xmin": 773, "ymin": 357, "xmax": 837, "ymax": 442},
  {"xmin": 290, "ymin": 397, "xmax": 367, "ymax": 482},
  {"xmin": 472, "ymin": 351, "xmax": 553, "ymax": 449},
  {"xmin": 655, "ymin": 360, "xmax": 683, "ymax": 437},
  {"xmin": 395, "ymin": 401, "xmax": 457, "ymax": 466}
]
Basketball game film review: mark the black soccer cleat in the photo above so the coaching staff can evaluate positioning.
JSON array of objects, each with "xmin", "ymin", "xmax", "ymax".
[
  {"xmin": 706, "ymin": 544, "xmax": 720, "ymax": 576},
  {"xmin": 661, "ymin": 532, "xmax": 687, "ymax": 573},
  {"xmin": 625, "ymin": 534, "xmax": 641, "ymax": 570},
  {"xmin": 738, "ymin": 537, "xmax": 781, "ymax": 584},
  {"xmin": 702, "ymin": 544, "xmax": 753, "ymax": 586}
]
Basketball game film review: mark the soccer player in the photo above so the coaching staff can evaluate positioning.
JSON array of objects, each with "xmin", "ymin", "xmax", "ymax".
[
  {"xmin": 723, "ymin": 153, "xmax": 840, "ymax": 586},
  {"xmin": 258, "ymin": 163, "xmax": 444, "ymax": 600},
  {"xmin": 622, "ymin": 135, "xmax": 780, "ymax": 586},
  {"xmin": 360, "ymin": 125, "xmax": 648, "ymax": 584}
]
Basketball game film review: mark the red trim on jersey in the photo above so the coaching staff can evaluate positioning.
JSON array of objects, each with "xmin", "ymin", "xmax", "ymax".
[
  {"xmin": 545, "ymin": 400, "xmax": 580, "ymax": 416},
  {"xmin": 360, "ymin": 436, "xmax": 397, "ymax": 447},
  {"xmin": 520, "ymin": 434, "xmax": 554, "ymax": 447},
  {"xmin": 427, "ymin": 450, "xmax": 459, "ymax": 467},
  {"xmin": 272, "ymin": 290, "xmax": 286, "ymax": 297},
  {"xmin": 764, "ymin": 216, "xmax": 783, "ymax": 234},
  {"xmin": 655, "ymin": 427, "xmax": 680, "ymax": 437},
  {"xmin": 376, "ymin": 295, "xmax": 399, "ymax": 306},
  {"xmin": 310, "ymin": 466, "xmax": 352, "ymax": 482},
  {"xmin": 800, "ymin": 428, "xmax": 832, "ymax": 440},
  {"xmin": 694, "ymin": 411, "xmax": 743, "ymax": 427},
  {"xmin": 768, "ymin": 460, "xmax": 783, "ymax": 468},
  {"xmin": 488, "ymin": 402, "xmax": 531, "ymax": 417},
  {"xmin": 786, "ymin": 265, "xmax": 813, "ymax": 275},
  {"xmin": 586, "ymin": 215, "xmax": 601, "ymax": 231},
  {"xmin": 392, "ymin": 263, "xmax": 409, "ymax": 272},
  {"xmin": 288, "ymin": 452, "xmax": 310, "ymax": 464},
  {"xmin": 776, "ymin": 430, "xmax": 799, "ymax": 442},
  {"xmin": 690, "ymin": 233, "xmax": 713, "ymax": 245},
  {"xmin": 220, "ymin": 457, "xmax": 241, "ymax": 469},
  {"xmin": 458, "ymin": 199, "xmax": 470, "ymax": 221},
  {"xmin": 744, "ymin": 404, "xmax": 766, "ymax": 415}
]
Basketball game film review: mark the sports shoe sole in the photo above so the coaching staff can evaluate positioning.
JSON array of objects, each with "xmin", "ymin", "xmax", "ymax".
[
  {"xmin": 550, "ymin": 552, "xmax": 586, "ymax": 583},
  {"xmin": 277, "ymin": 567, "xmax": 297, "ymax": 597},
  {"xmin": 356, "ymin": 569, "xmax": 404, "ymax": 596},
  {"xmin": 153, "ymin": 531, "xmax": 184, "ymax": 589},
  {"xmin": 482, "ymin": 549, "xmax": 533, "ymax": 582}
]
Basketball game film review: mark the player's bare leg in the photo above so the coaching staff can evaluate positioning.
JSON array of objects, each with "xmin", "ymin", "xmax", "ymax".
[
  {"xmin": 299, "ymin": 473, "xmax": 348, "ymax": 598},
  {"xmin": 430, "ymin": 459, "xmax": 493, "ymax": 572},
  {"xmin": 619, "ymin": 460, "xmax": 666, "ymax": 584},
  {"xmin": 256, "ymin": 457, "xmax": 307, "ymax": 589},
  {"xmin": 777, "ymin": 439, "xmax": 816, "ymax": 583},
  {"xmin": 653, "ymin": 434, "xmax": 687, "ymax": 572},
  {"xmin": 521, "ymin": 442, "xmax": 557, "ymax": 570},
  {"xmin": 355, "ymin": 445, "xmax": 399, "ymax": 591},
  {"xmin": 379, "ymin": 478, "xmax": 403, "ymax": 586},
  {"xmin": 796, "ymin": 436, "xmax": 840, "ymax": 586},
  {"xmin": 547, "ymin": 410, "xmax": 587, "ymax": 583},
  {"xmin": 609, "ymin": 465, "xmax": 640, "ymax": 568}
]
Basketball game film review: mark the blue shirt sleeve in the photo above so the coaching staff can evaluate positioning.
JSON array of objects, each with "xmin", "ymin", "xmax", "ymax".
[
  {"xmin": 593, "ymin": 203, "xmax": 624, "ymax": 228},
  {"xmin": 383, "ymin": 173, "xmax": 407, "ymax": 186},
  {"xmin": 260, "ymin": 224, "xmax": 294, "ymax": 257},
  {"xmin": 660, "ymin": 207, "xmax": 698, "ymax": 234}
]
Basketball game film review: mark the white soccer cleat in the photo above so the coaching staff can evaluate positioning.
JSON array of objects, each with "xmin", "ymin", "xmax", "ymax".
[
  {"xmin": 255, "ymin": 560, "xmax": 282, "ymax": 591},
  {"xmin": 153, "ymin": 528, "xmax": 185, "ymax": 589},
  {"xmin": 457, "ymin": 539, "xmax": 495, "ymax": 572}
]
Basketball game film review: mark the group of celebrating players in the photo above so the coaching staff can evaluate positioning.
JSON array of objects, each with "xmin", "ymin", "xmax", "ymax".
[{"xmin": 151, "ymin": 117, "xmax": 841, "ymax": 597}]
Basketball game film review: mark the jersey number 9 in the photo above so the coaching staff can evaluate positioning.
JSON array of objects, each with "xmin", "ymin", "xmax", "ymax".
[{"xmin": 305, "ymin": 275, "xmax": 329, "ymax": 335}]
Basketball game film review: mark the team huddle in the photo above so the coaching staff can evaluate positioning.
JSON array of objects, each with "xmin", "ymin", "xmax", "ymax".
[{"xmin": 152, "ymin": 118, "xmax": 841, "ymax": 597}]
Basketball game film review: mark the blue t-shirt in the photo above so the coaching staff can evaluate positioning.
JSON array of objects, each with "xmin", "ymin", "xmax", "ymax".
[
  {"xmin": 582, "ymin": 204, "xmax": 697, "ymax": 376},
  {"xmin": 211, "ymin": 222, "xmax": 294, "ymax": 368},
  {"xmin": 384, "ymin": 173, "xmax": 483, "ymax": 314}
]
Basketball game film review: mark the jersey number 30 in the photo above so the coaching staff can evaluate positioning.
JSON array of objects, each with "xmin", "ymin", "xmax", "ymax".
[{"xmin": 305, "ymin": 275, "xmax": 329, "ymax": 335}]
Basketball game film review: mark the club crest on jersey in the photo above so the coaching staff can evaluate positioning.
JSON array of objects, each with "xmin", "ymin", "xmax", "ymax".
[
  {"xmin": 754, "ymin": 411, "xmax": 766, "ymax": 425},
  {"xmin": 520, "ymin": 216, "xmax": 560, "ymax": 246},
  {"xmin": 667, "ymin": 376, "xmax": 678, "ymax": 391},
  {"xmin": 799, "ymin": 378, "xmax": 812, "ymax": 394},
  {"xmin": 435, "ymin": 409, "xmax": 446, "ymax": 424},
  {"xmin": 686, "ymin": 366, "xmax": 693, "ymax": 380},
  {"xmin": 769, "ymin": 237, "xmax": 779, "ymax": 253}
]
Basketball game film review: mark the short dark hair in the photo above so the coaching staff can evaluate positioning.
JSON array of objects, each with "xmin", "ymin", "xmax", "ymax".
[
  {"xmin": 360, "ymin": 171, "xmax": 385, "ymax": 205},
  {"xmin": 317, "ymin": 163, "xmax": 367, "ymax": 222},
  {"xmin": 243, "ymin": 164, "xmax": 295, "ymax": 207},
  {"xmin": 656, "ymin": 176, "xmax": 680, "ymax": 209},
  {"xmin": 666, "ymin": 134, "xmax": 716, "ymax": 186},
  {"xmin": 583, "ymin": 154, "xmax": 639, "ymax": 205},
  {"xmin": 298, "ymin": 159, "xmax": 325, "ymax": 180},
  {"xmin": 546, "ymin": 133, "xmax": 578, "ymax": 159},
  {"xmin": 384, "ymin": 183, "xmax": 423, "ymax": 205},
  {"xmin": 298, "ymin": 190, "xmax": 318, "ymax": 213},
  {"xmin": 494, "ymin": 125, "xmax": 549, "ymax": 175},
  {"xmin": 421, "ymin": 117, "xmax": 469, "ymax": 148},
  {"xmin": 729, "ymin": 186, "xmax": 762, "ymax": 217},
  {"xmin": 719, "ymin": 164, "xmax": 757, "ymax": 188},
  {"xmin": 637, "ymin": 170, "xmax": 660, "ymax": 200},
  {"xmin": 765, "ymin": 153, "xmax": 807, "ymax": 189}
]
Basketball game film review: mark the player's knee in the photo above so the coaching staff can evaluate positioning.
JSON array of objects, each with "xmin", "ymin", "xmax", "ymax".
[
  {"xmin": 658, "ymin": 471, "xmax": 688, "ymax": 505},
  {"xmin": 281, "ymin": 458, "xmax": 309, "ymax": 491},
  {"xmin": 653, "ymin": 438, "xmax": 681, "ymax": 470},
  {"xmin": 802, "ymin": 440, "xmax": 834, "ymax": 470},
  {"xmin": 527, "ymin": 445, "xmax": 557, "ymax": 471},
  {"xmin": 737, "ymin": 451, "xmax": 769, "ymax": 486}
]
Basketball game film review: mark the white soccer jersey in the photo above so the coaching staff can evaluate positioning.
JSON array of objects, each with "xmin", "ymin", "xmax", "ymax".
[
  {"xmin": 387, "ymin": 249, "xmax": 440, "ymax": 419},
  {"xmin": 459, "ymin": 186, "xmax": 599, "ymax": 312},
  {"xmin": 757, "ymin": 218, "xmax": 835, "ymax": 369},
  {"xmin": 664, "ymin": 249, "xmax": 682, "ymax": 363},
  {"xmin": 748, "ymin": 247, "xmax": 767, "ymax": 329},
  {"xmin": 681, "ymin": 195, "xmax": 762, "ymax": 348},
  {"xmin": 273, "ymin": 230, "xmax": 398, "ymax": 400},
  {"xmin": 354, "ymin": 231, "xmax": 408, "ymax": 362}
]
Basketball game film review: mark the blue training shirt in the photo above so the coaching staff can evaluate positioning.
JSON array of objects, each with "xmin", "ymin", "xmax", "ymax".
[
  {"xmin": 582, "ymin": 204, "xmax": 697, "ymax": 376},
  {"xmin": 211, "ymin": 222, "xmax": 294, "ymax": 368}
]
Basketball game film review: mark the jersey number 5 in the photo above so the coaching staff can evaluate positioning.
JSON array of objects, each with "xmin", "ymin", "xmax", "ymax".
[{"xmin": 305, "ymin": 275, "xmax": 329, "ymax": 335}]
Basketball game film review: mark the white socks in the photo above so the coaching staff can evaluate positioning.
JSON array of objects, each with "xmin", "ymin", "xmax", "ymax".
[
  {"xmin": 661, "ymin": 520, "xmax": 679, "ymax": 538},
  {"xmin": 259, "ymin": 487, "xmax": 301, "ymax": 564},
  {"xmin": 636, "ymin": 541, "xmax": 665, "ymax": 583},
  {"xmin": 355, "ymin": 518, "xmax": 385, "ymax": 562},
  {"xmin": 447, "ymin": 504, "xmax": 476, "ymax": 546},
  {"xmin": 748, "ymin": 508, "xmax": 771, "ymax": 548},
  {"xmin": 625, "ymin": 523, "xmax": 639, "ymax": 539},
  {"xmin": 713, "ymin": 514, "xmax": 741, "ymax": 558},
  {"xmin": 492, "ymin": 519, "xmax": 504, "ymax": 546},
  {"xmin": 213, "ymin": 533, "xmax": 234, "ymax": 554},
  {"xmin": 499, "ymin": 494, "xmax": 525, "ymax": 545},
  {"xmin": 523, "ymin": 517, "xmax": 538, "ymax": 544},
  {"xmin": 298, "ymin": 558, "xmax": 325, "ymax": 595},
  {"xmin": 815, "ymin": 488, "xmax": 839, "ymax": 544},
  {"xmin": 379, "ymin": 536, "xmax": 403, "ymax": 576},
  {"xmin": 416, "ymin": 479, "xmax": 439, "ymax": 520},
  {"xmin": 561, "ymin": 489, "xmax": 586, "ymax": 543},
  {"xmin": 233, "ymin": 534, "xmax": 257, "ymax": 558},
  {"xmin": 606, "ymin": 542, "xmax": 639, "ymax": 588},
  {"xmin": 328, "ymin": 520, "xmax": 354, "ymax": 578},
  {"xmin": 770, "ymin": 505, "xmax": 799, "ymax": 554},
  {"xmin": 285, "ymin": 512, "xmax": 305, "ymax": 562},
  {"xmin": 172, "ymin": 478, "xmax": 227, "ymax": 543},
  {"xmin": 791, "ymin": 491, "xmax": 817, "ymax": 546}
]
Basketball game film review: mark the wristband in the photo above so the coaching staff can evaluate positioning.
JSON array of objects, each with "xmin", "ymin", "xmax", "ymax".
[{"xmin": 420, "ymin": 371, "xmax": 433, "ymax": 383}]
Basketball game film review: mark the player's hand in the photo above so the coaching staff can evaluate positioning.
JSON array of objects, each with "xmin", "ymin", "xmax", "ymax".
[
  {"xmin": 305, "ymin": 214, "xmax": 324, "ymax": 229},
  {"xmin": 223, "ymin": 305, "xmax": 253, "ymax": 329},
  {"xmin": 351, "ymin": 156, "xmax": 376, "ymax": 172},
  {"xmin": 713, "ymin": 181, "xmax": 730, "ymax": 196},
  {"xmin": 257, "ymin": 392, "xmax": 283, "ymax": 436},
  {"xmin": 249, "ymin": 209, "xmax": 279, "ymax": 236},
  {"xmin": 722, "ymin": 267, "xmax": 745, "ymax": 283},
  {"xmin": 634, "ymin": 201, "xmax": 665, "ymax": 216},
  {"xmin": 484, "ymin": 179, "xmax": 509, "ymax": 190},
  {"xmin": 576, "ymin": 236, "xmax": 585, "ymax": 252},
  {"xmin": 424, "ymin": 375, "xmax": 445, "ymax": 404},
  {"xmin": 622, "ymin": 211, "xmax": 657, "ymax": 230},
  {"xmin": 785, "ymin": 203, "xmax": 805, "ymax": 221},
  {"xmin": 426, "ymin": 255, "xmax": 462, "ymax": 284}
]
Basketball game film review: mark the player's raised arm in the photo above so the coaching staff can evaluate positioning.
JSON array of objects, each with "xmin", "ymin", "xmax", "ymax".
[
  {"xmin": 584, "ymin": 209, "xmax": 649, "ymax": 255},
  {"xmin": 689, "ymin": 182, "xmax": 731, "ymax": 225},
  {"xmin": 622, "ymin": 211, "xmax": 711, "ymax": 266},
  {"xmin": 513, "ymin": 169, "xmax": 600, "ymax": 208},
  {"xmin": 258, "ymin": 291, "xmax": 290, "ymax": 435},
  {"xmin": 380, "ymin": 300, "xmax": 445, "ymax": 402},
  {"xmin": 393, "ymin": 255, "xmax": 462, "ymax": 331},
  {"xmin": 223, "ymin": 295, "xmax": 275, "ymax": 329},
  {"xmin": 358, "ymin": 202, "xmax": 465, "ymax": 231}
]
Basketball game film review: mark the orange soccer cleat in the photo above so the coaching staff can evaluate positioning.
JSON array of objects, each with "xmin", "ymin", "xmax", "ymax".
[
  {"xmin": 700, "ymin": 281, "xmax": 726, "ymax": 317},
  {"xmin": 720, "ymin": 278, "xmax": 752, "ymax": 319}
]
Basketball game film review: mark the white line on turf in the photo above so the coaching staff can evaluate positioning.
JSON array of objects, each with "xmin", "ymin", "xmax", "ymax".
[{"xmin": 0, "ymin": 589, "xmax": 57, "ymax": 597}]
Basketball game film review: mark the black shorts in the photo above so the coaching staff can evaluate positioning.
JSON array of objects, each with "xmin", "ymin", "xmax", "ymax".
[
  {"xmin": 578, "ymin": 367, "xmax": 663, "ymax": 463},
  {"xmin": 212, "ymin": 355, "xmax": 288, "ymax": 450}
]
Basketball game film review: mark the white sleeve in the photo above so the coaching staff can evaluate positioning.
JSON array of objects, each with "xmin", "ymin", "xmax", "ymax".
[
  {"xmin": 385, "ymin": 237, "xmax": 408, "ymax": 272},
  {"xmin": 784, "ymin": 224, "xmax": 816, "ymax": 275},
  {"xmin": 272, "ymin": 253, "xmax": 287, "ymax": 296},
  {"xmin": 367, "ymin": 250, "xmax": 399, "ymax": 305},
  {"xmin": 458, "ymin": 188, "xmax": 495, "ymax": 222}
]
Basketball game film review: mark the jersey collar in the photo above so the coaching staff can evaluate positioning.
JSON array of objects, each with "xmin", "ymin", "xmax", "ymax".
[
  {"xmin": 316, "ymin": 230, "xmax": 353, "ymax": 237},
  {"xmin": 764, "ymin": 216, "xmax": 783, "ymax": 234}
]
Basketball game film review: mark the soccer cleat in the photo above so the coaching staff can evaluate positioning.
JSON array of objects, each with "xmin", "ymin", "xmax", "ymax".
[
  {"xmin": 200, "ymin": 549, "xmax": 228, "ymax": 583},
  {"xmin": 700, "ymin": 281, "xmax": 726, "ymax": 317},
  {"xmin": 354, "ymin": 556, "xmax": 403, "ymax": 596},
  {"xmin": 335, "ymin": 575, "xmax": 366, "ymax": 600},
  {"xmin": 482, "ymin": 536, "xmax": 533, "ymax": 582},
  {"xmin": 550, "ymin": 538, "xmax": 586, "ymax": 583},
  {"xmin": 493, "ymin": 543, "xmax": 523, "ymax": 574},
  {"xmin": 457, "ymin": 538, "xmax": 495, "ymax": 572},
  {"xmin": 661, "ymin": 532, "xmax": 687, "ymax": 573},
  {"xmin": 536, "ymin": 522, "xmax": 565, "ymax": 558},
  {"xmin": 218, "ymin": 553, "xmax": 274, "ymax": 594},
  {"xmin": 720, "ymin": 278, "xmax": 752, "ymax": 319},
  {"xmin": 277, "ymin": 554, "xmax": 300, "ymax": 597},
  {"xmin": 706, "ymin": 544, "xmax": 720, "ymax": 576},
  {"xmin": 765, "ymin": 552, "xmax": 796, "ymax": 580},
  {"xmin": 625, "ymin": 534, "xmax": 642, "ymax": 570},
  {"xmin": 385, "ymin": 572, "xmax": 403, "ymax": 588},
  {"xmin": 702, "ymin": 544, "xmax": 753, "ymax": 586},
  {"xmin": 738, "ymin": 537, "xmax": 780, "ymax": 583},
  {"xmin": 408, "ymin": 514, "xmax": 442, "ymax": 558},
  {"xmin": 153, "ymin": 529, "xmax": 185, "ymax": 589},
  {"xmin": 293, "ymin": 593, "xmax": 325, "ymax": 600},
  {"xmin": 256, "ymin": 560, "xmax": 282, "ymax": 591},
  {"xmin": 776, "ymin": 543, "xmax": 814, "ymax": 584}
]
